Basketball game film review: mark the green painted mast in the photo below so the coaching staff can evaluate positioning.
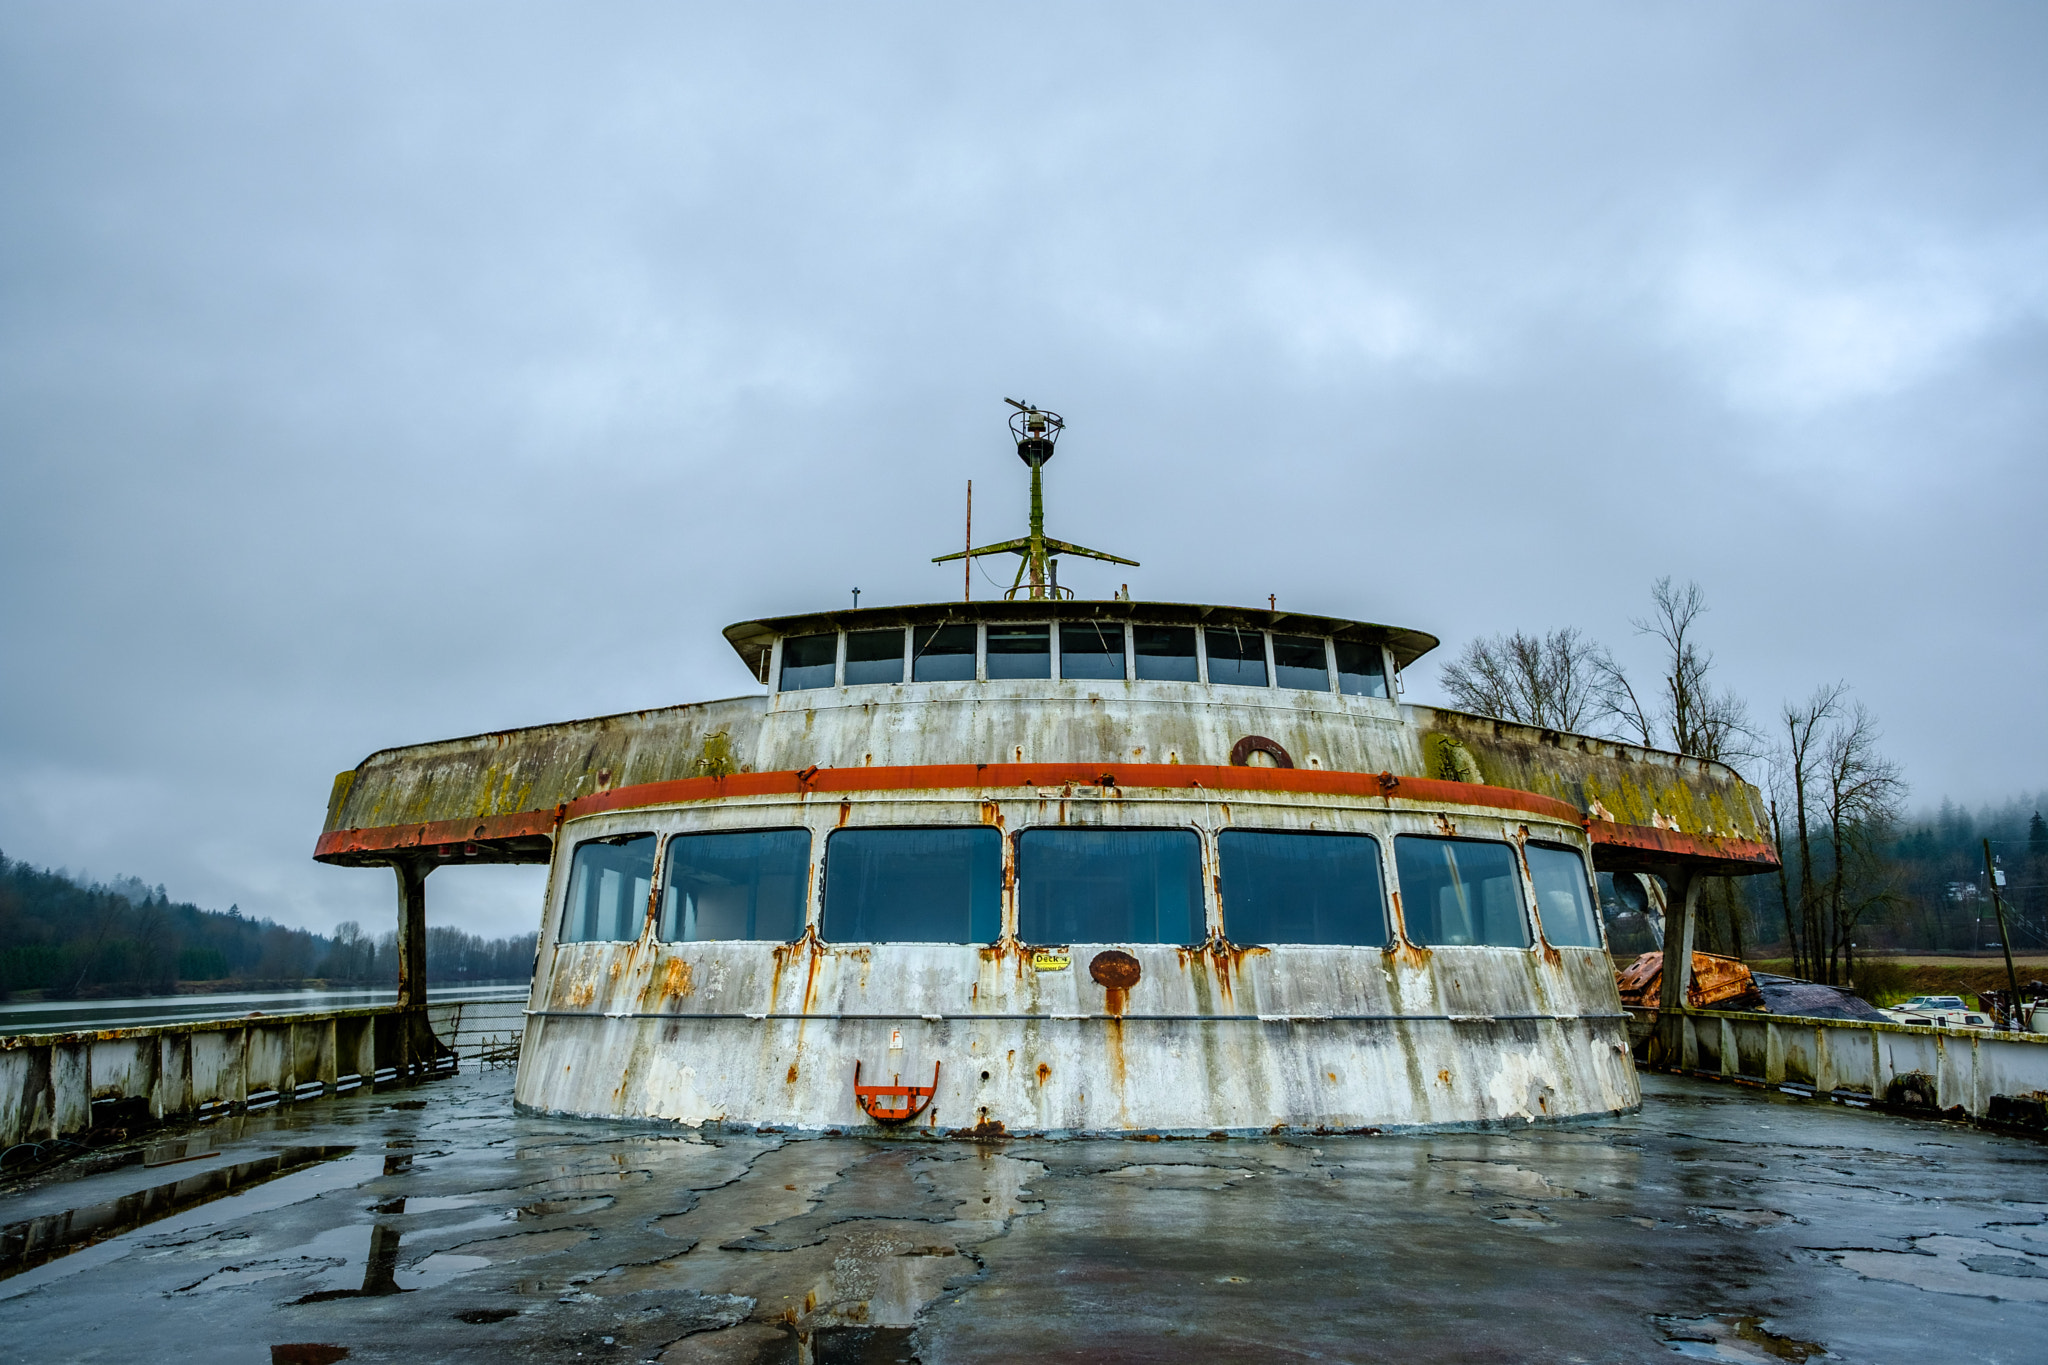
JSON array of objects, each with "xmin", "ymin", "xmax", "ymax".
[{"xmin": 932, "ymin": 399, "xmax": 1138, "ymax": 600}]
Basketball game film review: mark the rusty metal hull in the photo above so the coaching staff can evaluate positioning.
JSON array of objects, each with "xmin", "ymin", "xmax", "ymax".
[
  {"xmin": 512, "ymin": 785, "xmax": 1640, "ymax": 1134},
  {"xmin": 312, "ymin": 611, "xmax": 1777, "ymax": 1136}
]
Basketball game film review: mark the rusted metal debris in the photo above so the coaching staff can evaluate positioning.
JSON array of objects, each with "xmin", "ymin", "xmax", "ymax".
[{"xmin": 1615, "ymin": 951, "xmax": 1763, "ymax": 1012}]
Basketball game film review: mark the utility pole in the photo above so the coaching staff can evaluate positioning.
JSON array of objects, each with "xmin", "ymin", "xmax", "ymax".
[{"xmin": 1984, "ymin": 839, "xmax": 2024, "ymax": 1031}]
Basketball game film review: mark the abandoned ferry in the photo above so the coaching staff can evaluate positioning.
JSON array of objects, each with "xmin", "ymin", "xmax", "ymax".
[{"xmin": 314, "ymin": 402, "xmax": 1778, "ymax": 1135}]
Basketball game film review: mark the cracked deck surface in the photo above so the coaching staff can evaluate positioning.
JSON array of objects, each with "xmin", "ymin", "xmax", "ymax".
[{"xmin": 2, "ymin": 1072, "xmax": 2044, "ymax": 1363}]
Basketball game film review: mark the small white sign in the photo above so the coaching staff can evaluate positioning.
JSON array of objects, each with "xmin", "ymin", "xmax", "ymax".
[{"xmin": 889, "ymin": 1028, "xmax": 903, "ymax": 1050}]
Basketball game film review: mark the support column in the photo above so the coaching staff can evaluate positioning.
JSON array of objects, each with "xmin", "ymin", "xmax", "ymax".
[
  {"xmin": 395, "ymin": 859, "xmax": 430, "ymax": 1010},
  {"xmin": 1656, "ymin": 865, "xmax": 1701, "ymax": 1065},
  {"xmin": 393, "ymin": 859, "xmax": 432, "ymax": 1078}
]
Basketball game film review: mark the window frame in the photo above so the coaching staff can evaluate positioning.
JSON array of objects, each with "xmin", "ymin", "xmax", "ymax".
[
  {"xmin": 657, "ymin": 826, "xmax": 815, "ymax": 943},
  {"xmin": 1011, "ymin": 824, "xmax": 1210, "ymax": 947},
  {"xmin": 1270, "ymin": 633, "xmax": 1337, "ymax": 694},
  {"xmin": 1522, "ymin": 841, "xmax": 1606, "ymax": 950},
  {"xmin": 1390, "ymin": 832, "xmax": 1534, "ymax": 950},
  {"xmin": 1057, "ymin": 619, "xmax": 1132, "ymax": 682},
  {"xmin": 818, "ymin": 823, "xmax": 1005, "ymax": 944},
  {"xmin": 1132, "ymin": 623, "xmax": 1200, "ymax": 683},
  {"xmin": 985, "ymin": 620, "xmax": 1054, "ymax": 681},
  {"xmin": 557, "ymin": 831, "xmax": 659, "ymax": 944},
  {"xmin": 776, "ymin": 631, "xmax": 841, "ymax": 693},
  {"xmin": 1200, "ymin": 625, "xmax": 1271, "ymax": 688},
  {"xmin": 909, "ymin": 622, "xmax": 982, "ymax": 684},
  {"xmin": 1215, "ymin": 827, "xmax": 1390, "ymax": 947}
]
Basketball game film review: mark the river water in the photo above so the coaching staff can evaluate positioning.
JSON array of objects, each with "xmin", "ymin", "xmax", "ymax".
[{"xmin": 0, "ymin": 983, "xmax": 529, "ymax": 1037}]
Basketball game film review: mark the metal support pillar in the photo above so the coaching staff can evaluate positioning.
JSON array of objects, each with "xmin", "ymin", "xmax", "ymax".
[
  {"xmin": 1656, "ymin": 865, "xmax": 1701, "ymax": 1064},
  {"xmin": 393, "ymin": 859, "xmax": 431, "ymax": 1077}
]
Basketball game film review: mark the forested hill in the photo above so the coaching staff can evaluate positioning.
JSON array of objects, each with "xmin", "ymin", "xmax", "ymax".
[{"xmin": 0, "ymin": 850, "xmax": 535, "ymax": 999}]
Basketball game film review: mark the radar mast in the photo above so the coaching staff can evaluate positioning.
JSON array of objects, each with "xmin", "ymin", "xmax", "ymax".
[{"xmin": 932, "ymin": 399, "xmax": 1138, "ymax": 600}]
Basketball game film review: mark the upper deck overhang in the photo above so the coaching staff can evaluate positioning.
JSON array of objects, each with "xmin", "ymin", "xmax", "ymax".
[
  {"xmin": 722, "ymin": 600, "xmax": 1442, "ymax": 681},
  {"xmin": 315, "ymin": 760, "xmax": 1778, "ymax": 877}
]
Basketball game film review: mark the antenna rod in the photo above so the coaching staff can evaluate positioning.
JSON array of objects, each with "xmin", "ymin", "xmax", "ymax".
[{"xmin": 964, "ymin": 480, "xmax": 972, "ymax": 603}]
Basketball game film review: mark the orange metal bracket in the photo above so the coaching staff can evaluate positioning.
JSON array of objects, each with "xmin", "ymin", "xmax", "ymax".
[{"xmin": 854, "ymin": 1060, "xmax": 939, "ymax": 1125}]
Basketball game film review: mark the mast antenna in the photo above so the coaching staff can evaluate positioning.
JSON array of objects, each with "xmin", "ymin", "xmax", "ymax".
[{"xmin": 932, "ymin": 399, "xmax": 1138, "ymax": 600}]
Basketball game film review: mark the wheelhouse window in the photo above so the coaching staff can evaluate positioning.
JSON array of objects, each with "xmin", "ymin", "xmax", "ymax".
[
  {"xmin": 844, "ymin": 629, "xmax": 905, "ymax": 685},
  {"xmin": 560, "ymin": 834, "xmax": 655, "ymax": 942},
  {"xmin": 779, "ymin": 633, "xmax": 837, "ymax": 691},
  {"xmin": 1015, "ymin": 828, "xmax": 1204, "ymax": 945},
  {"xmin": 1205, "ymin": 627, "xmax": 1268, "ymax": 686},
  {"xmin": 1060, "ymin": 621, "xmax": 1126, "ymax": 680},
  {"xmin": 986, "ymin": 623, "xmax": 1051, "ymax": 680},
  {"xmin": 1393, "ymin": 836, "xmax": 1529, "ymax": 947},
  {"xmin": 1218, "ymin": 831, "xmax": 1387, "ymax": 945},
  {"xmin": 1132, "ymin": 625, "xmax": 1198, "ymax": 682},
  {"xmin": 659, "ymin": 829, "xmax": 810, "ymax": 942},
  {"xmin": 912, "ymin": 624, "xmax": 977, "ymax": 682},
  {"xmin": 821, "ymin": 827, "xmax": 1001, "ymax": 942},
  {"xmin": 1272, "ymin": 635, "xmax": 1331, "ymax": 692},
  {"xmin": 1526, "ymin": 844, "xmax": 1601, "ymax": 948},
  {"xmin": 1334, "ymin": 640, "xmax": 1387, "ymax": 698}
]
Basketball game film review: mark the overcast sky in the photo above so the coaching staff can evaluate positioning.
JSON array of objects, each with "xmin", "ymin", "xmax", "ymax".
[{"xmin": 2, "ymin": 4, "xmax": 2043, "ymax": 940}]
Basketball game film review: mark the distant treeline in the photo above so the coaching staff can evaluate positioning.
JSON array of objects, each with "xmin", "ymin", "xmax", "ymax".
[
  {"xmin": 0, "ymin": 850, "xmax": 536, "ymax": 999},
  {"xmin": 1684, "ymin": 795, "xmax": 2048, "ymax": 963}
]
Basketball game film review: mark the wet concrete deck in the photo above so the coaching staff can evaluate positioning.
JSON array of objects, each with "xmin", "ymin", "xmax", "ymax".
[{"xmin": 2, "ymin": 1069, "xmax": 2044, "ymax": 1364}]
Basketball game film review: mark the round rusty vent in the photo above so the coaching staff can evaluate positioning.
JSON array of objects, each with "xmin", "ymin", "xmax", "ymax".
[
  {"xmin": 1089, "ymin": 950, "xmax": 1141, "ymax": 989},
  {"xmin": 1229, "ymin": 735, "xmax": 1294, "ymax": 769}
]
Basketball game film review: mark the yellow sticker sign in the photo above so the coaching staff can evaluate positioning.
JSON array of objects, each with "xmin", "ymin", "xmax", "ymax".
[{"xmin": 1031, "ymin": 951, "xmax": 1071, "ymax": 972}]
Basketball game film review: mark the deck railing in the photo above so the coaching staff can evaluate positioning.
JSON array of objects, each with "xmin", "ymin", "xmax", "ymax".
[
  {"xmin": 0, "ymin": 999, "xmax": 524, "ymax": 1152},
  {"xmin": 1630, "ymin": 1006, "xmax": 2048, "ymax": 1131}
]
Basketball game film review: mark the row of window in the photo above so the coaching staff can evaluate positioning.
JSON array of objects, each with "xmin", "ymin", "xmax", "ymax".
[
  {"xmin": 559, "ymin": 827, "xmax": 1603, "ymax": 950},
  {"xmin": 777, "ymin": 624, "xmax": 1390, "ymax": 697}
]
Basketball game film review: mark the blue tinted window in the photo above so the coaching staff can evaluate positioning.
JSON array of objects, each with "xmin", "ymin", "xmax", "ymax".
[
  {"xmin": 987, "ymin": 624, "xmax": 1050, "ymax": 679},
  {"xmin": 1272, "ymin": 635, "xmax": 1331, "ymax": 691},
  {"xmin": 1393, "ymin": 836, "xmax": 1529, "ymax": 947},
  {"xmin": 912, "ymin": 625, "xmax": 977, "ymax": 682},
  {"xmin": 779, "ymin": 633, "xmax": 836, "ymax": 691},
  {"xmin": 1133, "ymin": 625, "xmax": 1197, "ymax": 682},
  {"xmin": 1060, "ymin": 621, "xmax": 1126, "ymax": 680},
  {"xmin": 659, "ymin": 829, "xmax": 810, "ymax": 942},
  {"xmin": 822, "ymin": 828, "xmax": 1001, "ymax": 942},
  {"xmin": 1219, "ymin": 831, "xmax": 1386, "ymax": 946},
  {"xmin": 1335, "ymin": 640, "xmax": 1386, "ymax": 698},
  {"xmin": 844, "ymin": 629, "xmax": 904, "ymax": 685},
  {"xmin": 1016, "ymin": 828, "xmax": 1204, "ymax": 945},
  {"xmin": 1205, "ymin": 628, "xmax": 1268, "ymax": 686},
  {"xmin": 1526, "ymin": 844, "xmax": 1601, "ymax": 948},
  {"xmin": 561, "ymin": 835, "xmax": 655, "ymax": 942}
]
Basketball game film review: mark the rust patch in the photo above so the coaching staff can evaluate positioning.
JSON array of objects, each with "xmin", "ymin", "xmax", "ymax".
[
  {"xmin": 1036, "ymin": 1062, "xmax": 1051, "ymax": 1086},
  {"xmin": 1103, "ymin": 985, "xmax": 1128, "ymax": 1016},
  {"xmin": 786, "ymin": 1063, "xmax": 799, "ymax": 1084},
  {"xmin": 661, "ymin": 958, "xmax": 694, "ymax": 997},
  {"xmin": 1437, "ymin": 1069, "xmax": 1452, "ymax": 1087},
  {"xmin": 979, "ymin": 799, "xmax": 1005, "ymax": 827},
  {"xmin": 837, "ymin": 800, "xmax": 853, "ymax": 827},
  {"xmin": 960, "ymin": 1110, "xmax": 1009, "ymax": 1139},
  {"xmin": 1090, "ymin": 950, "xmax": 1142, "ymax": 990}
]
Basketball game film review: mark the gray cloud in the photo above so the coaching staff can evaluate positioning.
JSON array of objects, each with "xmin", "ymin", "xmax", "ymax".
[{"xmin": 3, "ymin": 3, "xmax": 2043, "ymax": 937}]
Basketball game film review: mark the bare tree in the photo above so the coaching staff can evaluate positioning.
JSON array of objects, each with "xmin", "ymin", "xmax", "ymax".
[
  {"xmin": 1593, "ymin": 578, "xmax": 1758, "ymax": 762},
  {"xmin": 1769, "ymin": 686, "xmax": 1903, "ymax": 985},
  {"xmin": 1439, "ymin": 627, "xmax": 1607, "ymax": 731},
  {"xmin": 1818, "ymin": 702, "xmax": 1907, "ymax": 984},
  {"xmin": 1775, "ymin": 683, "xmax": 1846, "ymax": 979}
]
